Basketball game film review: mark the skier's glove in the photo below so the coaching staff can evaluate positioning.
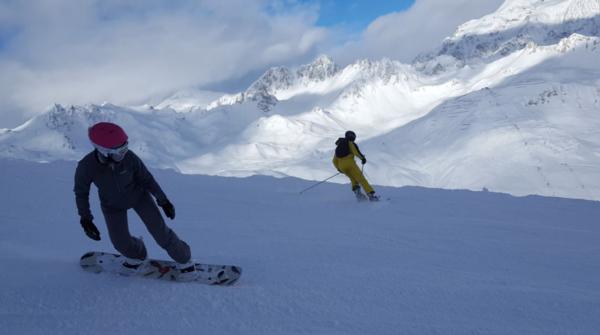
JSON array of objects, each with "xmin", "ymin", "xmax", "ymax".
[
  {"xmin": 80, "ymin": 217, "xmax": 101, "ymax": 241},
  {"xmin": 361, "ymin": 157, "xmax": 367, "ymax": 165},
  {"xmin": 160, "ymin": 200, "xmax": 176, "ymax": 220}
]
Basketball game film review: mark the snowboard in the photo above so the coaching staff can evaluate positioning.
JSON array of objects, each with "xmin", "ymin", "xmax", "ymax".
[{"xmin": 80, "ymin": 251, "xmax": 241, "ymax": 286}]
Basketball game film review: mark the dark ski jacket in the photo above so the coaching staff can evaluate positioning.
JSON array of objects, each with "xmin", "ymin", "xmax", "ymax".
[
  {"xmin": 334, "ymin": 138, "xmax": 365, "ymax": 160},
  {"xmin": 74, "ymin": 150, "xmax": 168, "ymax": 220}
]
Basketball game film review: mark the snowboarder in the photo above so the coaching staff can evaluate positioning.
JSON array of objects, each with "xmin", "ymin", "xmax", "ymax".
[
  {"xmin": 73, "ymin": 122, "xmax": 197, "ymax": 280},
  {"xmin": 332, "ymin": 131, "xmax": 379, "ymax": 201}
]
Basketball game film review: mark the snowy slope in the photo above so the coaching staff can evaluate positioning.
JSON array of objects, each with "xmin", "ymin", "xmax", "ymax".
[
  {"xmin": 1, "ymin": 159, "xmax": 599, "ymax": 335},
  {"xmin": 153, "ymin": 89, "xmax": 226, "ymax": 113},
  {"xmin": 1, "ymin": 0, "xmax": 600, "ymax": 201},
  {"xmin": 364, "ymin": 33, "xmax": 600, "ymax": 200},
  {"xmin": 415, "ymin": 0, "xmax": 600, "ymax": 70}
]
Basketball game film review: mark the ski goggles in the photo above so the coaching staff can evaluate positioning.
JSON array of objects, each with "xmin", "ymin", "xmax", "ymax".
[{"xmin": 94, "ymin": 141, "xmax": 129, "ymax": 162}]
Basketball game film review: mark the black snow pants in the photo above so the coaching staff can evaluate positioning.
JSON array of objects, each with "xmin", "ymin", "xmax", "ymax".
[{"xmin": 101, "ymin": 192, "xmax": 191, "ymax": 264}]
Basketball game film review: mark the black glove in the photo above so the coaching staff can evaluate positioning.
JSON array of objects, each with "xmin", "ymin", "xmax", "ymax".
[
  {"xmin": 80, "ymin": 217, "xmax": 100, "ymax": 241},
  {"xmin": 160, "ymin": 200, "xmax": 176, "ymax": 220},
  {"xmin": 361, "ymin": 157, "xmax": 367, "ymax": 165}
]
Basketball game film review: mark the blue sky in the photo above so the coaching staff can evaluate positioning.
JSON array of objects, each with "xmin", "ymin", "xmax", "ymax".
[{"xmin": 301, "ymin": 0, "xmax": 415, "ymax": 30}]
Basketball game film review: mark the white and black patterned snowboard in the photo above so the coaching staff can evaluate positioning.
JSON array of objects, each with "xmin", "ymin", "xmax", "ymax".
[{"xmin": 80, "ymin": 251, "xmax": 241, "ymax": 286}]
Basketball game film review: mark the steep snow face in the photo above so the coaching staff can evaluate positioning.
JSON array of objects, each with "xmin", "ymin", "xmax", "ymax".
[
  {"xmin": 461, "ymin": 0, "xmax": 600, "ymax": 34},
  {"xmin": 564, "ymin": 0, "xmax": 600, "ymax": 20},
  {"xmin": 415, "ymin": 0, "xmax": 600, "ymax": 72},
  {"xmin": 455, "ymin": 0, "xmax": 600, "ymax": 37},
  {"xmin": 317, "ymin": 34, "xmax": 600, "ymax": 200},
  {"xmin": 365, "ymin": 81, "xmax": 600, "ymax": 200},
  {"xmin": 1, "ymin": 0, "xmax": 600, "ymax": 201},
  {"xmin": 153, "ymin": 89, "xmax": 226, "ymax": 113}
]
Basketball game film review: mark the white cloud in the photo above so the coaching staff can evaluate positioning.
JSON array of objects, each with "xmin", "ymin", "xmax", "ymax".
[
  {"xmin": 330, "ymin": 0, "xmax": 505, "ymax": 65},
  {"xmin": 0, "ymin": 0, "xmax": 327, "ymax": 127}
]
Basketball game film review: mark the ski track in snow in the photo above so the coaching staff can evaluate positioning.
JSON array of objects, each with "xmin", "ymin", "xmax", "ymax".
[{"xmin": 0, "ymin": 159, "xmax": 599, "ymax": 335}]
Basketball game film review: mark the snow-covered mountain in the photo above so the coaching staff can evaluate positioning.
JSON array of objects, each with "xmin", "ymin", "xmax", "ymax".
[
  {"xmin": 415, "ymin": 0, "xmax": 600, "ymax": 72},
  {"xmin": 1, "ymin": 0, "xmax": 599, "ymax": 201},
  {"xmin": 151, "ymin": 89, "xmax": 226, "ymax": 113}
]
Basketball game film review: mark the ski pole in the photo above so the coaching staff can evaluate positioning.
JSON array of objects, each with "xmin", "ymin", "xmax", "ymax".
[
  {"xmin": 361, "ymin": 162, "xmax": 370, "ymax": 178},
  {"xmin": 299, "ymin": 172, "xmax": 340, "ymax": 194}
]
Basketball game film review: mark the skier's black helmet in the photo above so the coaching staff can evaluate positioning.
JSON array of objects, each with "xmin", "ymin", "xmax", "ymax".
[{"xmin": 345, "ymin": 130, "xmax": 356, "ymax": 141}]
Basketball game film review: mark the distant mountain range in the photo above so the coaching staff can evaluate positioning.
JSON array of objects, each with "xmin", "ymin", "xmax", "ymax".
[{"xmin": 2, "ymin": 0, "xmax": 599, "ymax": 200}]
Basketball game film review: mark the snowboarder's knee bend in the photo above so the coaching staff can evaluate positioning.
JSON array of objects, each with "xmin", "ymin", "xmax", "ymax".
[
  {"xmin": 166, "ymin": 239, "xmax": 191, "ymax": 264},
  {"xmin": 111, "ymin": 235, "xmax": 147, "ymax": 260},
  {"xmin": 154, "ymin": 229, "xmax": 191, "ymax": 264}
]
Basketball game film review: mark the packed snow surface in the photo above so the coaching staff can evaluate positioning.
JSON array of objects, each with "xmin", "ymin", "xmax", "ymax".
[{"xmin": 1, "ymin": 159, "xmax": 599, "ymax": 334}]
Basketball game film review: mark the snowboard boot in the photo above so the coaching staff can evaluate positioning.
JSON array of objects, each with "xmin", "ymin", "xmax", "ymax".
[
  {"xmin": 121, "ymin": 257, "xmax": 147, "ymax": 276},
  {"xmin": 176, "ymin": 260, "xmax": 198, "ymax": 282},
  {"xmin": 353, "ymin": 185, "xmax": 367, "ymax": 201},
  {"xmin": 367, "ymin": 192, "xmax": 380, "ymax": 202}
]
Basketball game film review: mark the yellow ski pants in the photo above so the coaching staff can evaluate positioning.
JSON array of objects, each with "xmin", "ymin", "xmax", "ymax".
[{"xmin": 332, "ymin": 156, "xmax": 374, "ymax": 194}]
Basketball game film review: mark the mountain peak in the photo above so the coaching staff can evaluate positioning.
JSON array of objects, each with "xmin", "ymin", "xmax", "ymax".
[
  {"xmin": 505, "ymin": 0, "xmax": 600, "ymax": 19},
  {"xmin": 242, "ymin": 55, "xmax": 339, "ymax": 112},
  {"xmin": 455, "ymin": 0, "xmax": 600, "ymax": 38},
  {"xmin": 413, "ymin": 0, "xmax": 600, "ymax": 71},
  {"xmin": 248, "ymin": 55, "xmax": 339, "ymax": 93},
  {"xmin": 307, "ymin": 54, "xmax": 335, "ymax": 67},
  {"xmin": 297, "ymin": 55, "xmax": 338, "ymax": 80}
]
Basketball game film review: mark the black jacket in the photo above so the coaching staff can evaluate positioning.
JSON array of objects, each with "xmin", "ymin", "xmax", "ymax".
[
  {"xmin": 335, "ymin": 138, "xmax": 365, "ymax": 160},
  {"xmin": 74, "ymin": 150, "xmax": 168, "ymax": 219}
]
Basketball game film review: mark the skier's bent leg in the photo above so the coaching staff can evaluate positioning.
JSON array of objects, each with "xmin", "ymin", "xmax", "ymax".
[
  {"xmin": 350, "ymin": 179, "xmax": 360, "ymax": 192},
  {"xmin": 102, "ymin": 207, "xmax": 147, "ymax": 260},
  {"xmin": 134, "ymin": 192, "xmax": 191, "ymax": 264},
  {"xmin": 339, "ymin": 167, "xmax": 359, "ymax": 192},
  {"xmin": 347, "ymin": 165, "xmax": 374, "ymax": 194}
]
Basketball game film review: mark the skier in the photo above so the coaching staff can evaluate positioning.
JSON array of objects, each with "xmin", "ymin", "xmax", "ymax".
[
  {"xmin": 332, "ymin": 130, "xmax": 379, "ymax": 201},
  {"xmin": 73, "ymin": 122, "xmax": 197, "ymax": 280}
]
